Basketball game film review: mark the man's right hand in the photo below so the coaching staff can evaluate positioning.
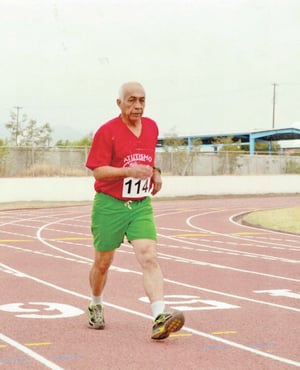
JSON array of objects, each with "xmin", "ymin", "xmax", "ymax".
[{"xmin": 127, "ymin": 165, "xmax": 153, "ymax": 179}]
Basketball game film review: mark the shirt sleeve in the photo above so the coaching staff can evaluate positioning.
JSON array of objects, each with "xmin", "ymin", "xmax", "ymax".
[{"xmin": 85, "ymin": 126, "xmax": 113, "ymax": 170}]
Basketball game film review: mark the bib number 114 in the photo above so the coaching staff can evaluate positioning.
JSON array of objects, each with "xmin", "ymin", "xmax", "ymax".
[{"xmin": 122, "ymin": 177, "xmax": 151, "ymax": 198}]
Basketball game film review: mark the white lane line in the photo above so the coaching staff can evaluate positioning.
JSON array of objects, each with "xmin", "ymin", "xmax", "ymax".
[
  {"xmin": 0, "ymin": 333, "xmax": 64, "ymax": 370},
  {"xmin": 229, "ymin": 211, "xmax": 300, "ymax": 240},
  {"xmin": 2, "ymin": 240, "xmax": 299, "ymax": 311},
  {"xmin": 182, "ymin": 211, "xmax": 300, "ymax": 250},
  {"xmin": 156, "ymin": 239, "xmax": 300, "ymax": 282},
  {"xmin": 162, "ymin": 274, "xmax": 300, "ymax": 313},
  {"xmin": 1, "ymin": 262, "xmax": 299, "ymax": 368},
  {"xmin": 158, "ymin": 231, "xmax": 300, "ymax": 264}
]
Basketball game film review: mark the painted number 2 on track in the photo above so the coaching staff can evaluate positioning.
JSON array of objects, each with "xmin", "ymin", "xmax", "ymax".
[{"xmin": 139, "ymin": 295, "xmax": 240, "ymax": 311}]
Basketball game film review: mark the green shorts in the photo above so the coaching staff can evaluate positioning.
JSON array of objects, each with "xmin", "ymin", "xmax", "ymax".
[{"xmin": 91, "ymin": 192, "xmax": 157, "ymax": 251}]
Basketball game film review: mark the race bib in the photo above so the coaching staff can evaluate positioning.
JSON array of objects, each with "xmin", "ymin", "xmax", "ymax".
[{"xmin": 122, "ymin": 177, "xmax": 151, "ymax": 198}]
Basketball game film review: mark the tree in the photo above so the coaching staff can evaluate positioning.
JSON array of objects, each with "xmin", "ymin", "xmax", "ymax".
[
  {"xmin": 242, "ymin": 141, "xmax": 281, "ymax": 154},
  {"xmin": 212, "ymin": 136, "xmax": 242, "ymax": 152},
  {"xmin": 0, "ymin": 138, "xmax": 9, "ymax": 176},
  {"xmin": 191, "ymin": 137, "xmax": 202, "ymax": 152},
  {"xmin": 255, "ymin": 141, "xmax": 280, "ymax": 153},
  {"xmin": 5, "ymin": 110, "xmax": 27, "ymax": 145},
  {"xmin": 19, "ymin": 120, "xmax": 52, "ymax": 147},
  {"xmin": 6, "ymin": 110, "xmax": 53, "ymax": 146},
  {"xmin": 162, "ymin": 127, "xmax": 185, "ymax": 151}
]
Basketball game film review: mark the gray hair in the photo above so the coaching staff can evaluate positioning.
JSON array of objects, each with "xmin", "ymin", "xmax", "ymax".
[{"xmin": 118, "ymin": 82, "xmax": 145, "ymax": 101}]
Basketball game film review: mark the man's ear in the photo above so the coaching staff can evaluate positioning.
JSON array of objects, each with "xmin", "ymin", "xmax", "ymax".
[{"xmin": 116, "ymin": 98, "xmax": 121, "ymax": 108}]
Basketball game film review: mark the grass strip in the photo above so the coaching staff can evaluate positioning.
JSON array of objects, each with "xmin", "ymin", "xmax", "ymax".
[{"xmin": 244, "ymin": 207, "xmax": 300, "ymax": 234}]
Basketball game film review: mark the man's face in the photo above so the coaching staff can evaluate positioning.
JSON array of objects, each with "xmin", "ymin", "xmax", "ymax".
[{"xmin": 117, "ymin": 84, "xmax": 145, "ymax": 124}]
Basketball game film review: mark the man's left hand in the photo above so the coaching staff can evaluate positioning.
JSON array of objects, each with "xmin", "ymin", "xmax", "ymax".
[{"xmin": 151, "ymin": 171, "xmax": 162, "ymax": 195}]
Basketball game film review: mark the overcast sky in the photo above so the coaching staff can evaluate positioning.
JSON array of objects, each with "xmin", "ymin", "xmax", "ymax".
[{"xmin": 1, "ymin": 0, "xmax": 300, "ymax": 142}]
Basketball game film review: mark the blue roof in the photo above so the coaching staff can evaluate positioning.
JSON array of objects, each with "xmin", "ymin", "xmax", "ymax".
[{"xmin": 157, "ymin": 127, "xmax": 300, "ymax": 154}]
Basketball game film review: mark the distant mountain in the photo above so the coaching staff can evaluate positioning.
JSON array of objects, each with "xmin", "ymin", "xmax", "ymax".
[
  {"xmin": 51, "ymin": 125, "xmax": 87, "ymax": 144},
  {"xmin": 0, "ymin": 123, "xmax": 87, "ymax": 145}
]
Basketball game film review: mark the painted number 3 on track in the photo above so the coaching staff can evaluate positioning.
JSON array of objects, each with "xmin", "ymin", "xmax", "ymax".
[{"xmin": 0, "ymin": 302, "xmax": 84, "ymax": 318}]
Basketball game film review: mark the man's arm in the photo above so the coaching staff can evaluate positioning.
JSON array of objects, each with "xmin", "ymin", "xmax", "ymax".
[
  {"xmin": 151, "ymin": 167, "xmax": 162, "ymax": 195},
  {"xmin": 93, "ymin": 165, "xmax": 153, "ymax": 181}
]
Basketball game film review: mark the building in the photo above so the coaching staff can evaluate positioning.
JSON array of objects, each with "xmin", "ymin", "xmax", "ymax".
[{"xmin": 157, "ymin": 127, "xmax": 300, "ymax": 155}]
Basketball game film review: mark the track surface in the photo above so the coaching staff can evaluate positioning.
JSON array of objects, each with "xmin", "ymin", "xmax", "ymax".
[{"xmin": 0, "ymin": 195, "xmax": 299, "ymax": 370}]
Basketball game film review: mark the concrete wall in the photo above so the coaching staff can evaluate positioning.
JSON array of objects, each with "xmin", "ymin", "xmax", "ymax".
[{"xmin": 0, "ymin": 175, "xmax": 299, "ymax": 203}]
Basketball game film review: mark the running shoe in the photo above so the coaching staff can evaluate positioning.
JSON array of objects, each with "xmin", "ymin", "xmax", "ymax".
[
  {"xmin": 151, "ymin": 311, "xmax": 185, "ymax": 340},
  {"xmin": 88, "ymin": 303, "xmax": 105, "ymax": 329}
]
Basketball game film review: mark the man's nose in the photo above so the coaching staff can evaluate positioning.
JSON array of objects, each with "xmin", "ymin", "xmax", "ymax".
[{"xmin": 134, "ymin": 100, "xmax": 143, "ymax": 109}]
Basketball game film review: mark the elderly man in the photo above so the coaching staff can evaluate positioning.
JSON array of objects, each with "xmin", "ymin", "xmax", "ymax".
[{"xmin": 86, "ymin": 82, "xmax": 184, "ymax": 339}]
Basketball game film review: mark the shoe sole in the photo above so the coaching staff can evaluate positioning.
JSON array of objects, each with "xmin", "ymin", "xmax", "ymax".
[
  {"xmin": 166, "ymin": 311, "xmax": 185, "ymax": 333},
  {"xmin": 152, "ymin": 311, "xmax": 185, "ymax": 340}
]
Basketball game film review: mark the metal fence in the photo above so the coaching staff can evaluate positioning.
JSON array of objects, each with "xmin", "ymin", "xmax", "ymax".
[
  {"xmin": 156, "ymin": 150, "xmax": 300, "ymax": 176},
  {"xmin": 0, "ymin": 146, "xmax": 90, "ymax": 177},
  {"xmin": 1, "ymin": 146, "xmax": 300, "ymax": 177}
]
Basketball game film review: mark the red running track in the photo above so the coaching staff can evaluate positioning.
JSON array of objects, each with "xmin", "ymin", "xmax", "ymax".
[{"xmin": 0, "ymin": 195, "xmax": 299, "ymax": 370}]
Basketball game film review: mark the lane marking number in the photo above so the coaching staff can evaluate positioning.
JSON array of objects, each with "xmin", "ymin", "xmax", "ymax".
[
  {"xmin": 139, "ymin": 294, "xmax": 240, "ymax": 311},
  {"xmin": 0, "ymin": 302, "xmax": 84, "ymax": 318},
  {"xmin": 254, "ymin": 289, "xmax": 300, "ymax": 299}
]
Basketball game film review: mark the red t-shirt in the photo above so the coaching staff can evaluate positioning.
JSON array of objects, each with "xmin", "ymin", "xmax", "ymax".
[{"xmin": 86, "ymin": 116, "xmax": 159, "ymax": 200}]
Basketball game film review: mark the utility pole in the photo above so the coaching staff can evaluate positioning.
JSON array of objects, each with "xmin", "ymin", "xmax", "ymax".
[
  {"xmin": 14, "ymin": 106, "xmax": 22, "ymax": 145},
  {"xmin": 272, "ymin": 83, "xmax": 277, "ymax": 129}
]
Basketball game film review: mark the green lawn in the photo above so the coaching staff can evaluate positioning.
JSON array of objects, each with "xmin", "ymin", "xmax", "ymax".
[{"xmin": 243, "ymin": 206, "xmax": 300, "ymax": 234}]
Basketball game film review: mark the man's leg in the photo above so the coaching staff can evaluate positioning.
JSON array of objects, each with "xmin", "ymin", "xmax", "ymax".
[
  {"xmin": 89, "ymin": 249, "xmax": 115, "ymax": 296},
  {"xmin": 131, "ymin": 239, "xmax": 164, "ymax": 303},
  {"xmin": 88, "ymin": 249, "xmax": 115, "ymax": 329},
  {"xmin": 131, "ymin": 239, "xmax": 185, "ymax": 340}
]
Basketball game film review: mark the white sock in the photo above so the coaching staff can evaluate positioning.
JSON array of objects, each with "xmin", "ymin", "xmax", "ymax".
[
  {"xmin": 151, "ymin": 300, "xmax": 165, "ymax": 319},
  {"xmin": 91, "ymin": 294, "xmax": 103, "ymax": 305}
]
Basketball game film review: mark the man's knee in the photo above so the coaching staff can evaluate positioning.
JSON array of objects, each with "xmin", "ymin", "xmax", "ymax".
[
  {"xmin": 133, "ymin": 241, "xmax": 159, "ymax": 270},
  {"xmin": 94, "ymin": 250, "xmax": 114, "ymax": 273}
]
